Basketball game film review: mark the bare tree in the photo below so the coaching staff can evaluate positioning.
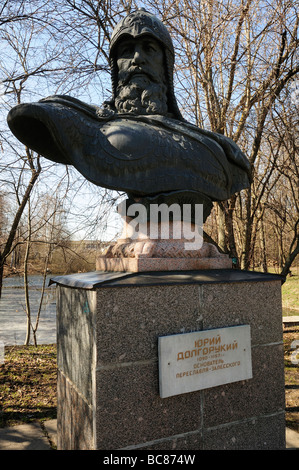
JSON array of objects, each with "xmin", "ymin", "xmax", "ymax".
[
  {"xmin": 1, "ymin": 0, "xmax": 298, "ymax": 290},
  {"xmin": 23, "ymin": 191, "xmax": 71, "ymax": 345},
  {"xmin": 0, "ymin": 0, "xmax": 119, "ymax": 297},
  {"xmin": 150, "ymin": 0, "xmax": 298, "ymax": 272}
]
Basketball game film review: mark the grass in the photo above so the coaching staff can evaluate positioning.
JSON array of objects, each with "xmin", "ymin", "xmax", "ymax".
[
  {"xmin": 0, "ymin": 344, "xmax": 57, "ymax": 428},
  {"xmin": 254, "ymin": 267, "xmax": 298, "ymax": 312},
  {"xmin": 0, "ymin": 329, "xmax": 298, "ymax": 433},
  {"xmin": 282, "ymin": 274, "xmax": 299, "ymax": 311}
]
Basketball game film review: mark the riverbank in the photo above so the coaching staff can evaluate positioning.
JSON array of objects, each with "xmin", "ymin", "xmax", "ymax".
[
  {"xmin": 0, "ymin": 271, "xmax": 298, "ymax": 346},
  {"xmin": 0, "ymin": 271, "xmax": 298, "ymax": 441},
  {"xmin": 0, "ymin": 325, "xmax": 298, "ymax": 434},
  {"xmin": 0, "ymin": 275, "xmax": 56, "ymax": 345}
]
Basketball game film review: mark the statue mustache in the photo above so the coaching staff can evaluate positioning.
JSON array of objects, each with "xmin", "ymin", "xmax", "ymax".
[{"xmin": 118, "ymin": 66, "xmax": 163, "ymax": 86}]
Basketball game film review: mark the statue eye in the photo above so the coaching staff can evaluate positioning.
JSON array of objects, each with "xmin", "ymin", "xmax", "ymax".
[
  {"xmin": 144, "ymin": 42, "xmax": 157, "ymax": 53},
  {"xmin": 118, "ymin": 44, "xmax": 134, "ymax": 57}
]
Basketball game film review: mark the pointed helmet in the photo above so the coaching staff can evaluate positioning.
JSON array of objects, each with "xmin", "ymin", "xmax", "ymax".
[{"xmin": 109, "ymin": 9, "xmax": 183, "ymax": 120}]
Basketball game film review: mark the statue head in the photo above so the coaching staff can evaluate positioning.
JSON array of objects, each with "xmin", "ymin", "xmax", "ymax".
[{"xmin": 108, "ymin": 9, "xmax": 183, "ymax": 120}]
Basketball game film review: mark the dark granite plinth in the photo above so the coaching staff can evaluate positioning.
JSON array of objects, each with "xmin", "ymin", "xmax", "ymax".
[{"xmin": 53, "ymin": 270, "xmax": 286, "ymax": 450}]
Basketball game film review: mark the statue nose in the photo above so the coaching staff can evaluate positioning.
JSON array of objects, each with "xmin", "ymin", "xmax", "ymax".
[{"xmin": 132, "ymin": 49, "xmax": 144, "ymax": 65}]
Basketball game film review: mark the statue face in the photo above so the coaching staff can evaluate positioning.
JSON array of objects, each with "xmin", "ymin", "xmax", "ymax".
[
  {"xmin": 114, "ymin": 35, "xmax": 168, "ymax": 115},
  {"xmin": 116, "ymin": 36, "xmax": 165, "ymax": 86}
]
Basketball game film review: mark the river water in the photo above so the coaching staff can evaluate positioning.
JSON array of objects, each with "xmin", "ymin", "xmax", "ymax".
[
  {"xmin": 0, "ymin": 275, "xmax": 56, "ymax": 346},
  {"xmin": 0, "ymin": 275, "xmax": 296, "ymax": 346}
]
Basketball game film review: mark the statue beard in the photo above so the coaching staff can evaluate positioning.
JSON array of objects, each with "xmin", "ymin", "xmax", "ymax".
[{"xmin": 115, "ymin": 70, "xmax": 168, "ymax": 116}]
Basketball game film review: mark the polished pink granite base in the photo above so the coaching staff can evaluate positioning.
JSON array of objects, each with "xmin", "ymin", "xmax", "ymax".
[
  {"xmin": 96, "ymin": 255, "xmax": 232, "ymax": 272},
  {"xmin": 98, "ymin": 220, "xmax": 232, "ymax": 272}
]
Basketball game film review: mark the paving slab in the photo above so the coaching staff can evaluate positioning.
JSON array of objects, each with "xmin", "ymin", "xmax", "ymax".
[
  {"xmin": 0, "ymin": 420, "xmax": 297, "ymax": 450},
  {"xmin": 43, "ymin": 419, "xmax": 57, "ymax": 448},
  {"xmin": 286, "ymin": 428, "xmax": 299, "ymax": 449},
  {"xmin": 0, "ymin": 422, "xmax": 51, "ymax": 450},
  {"xmin": 283, "ymin": 316, "xmax": 299, "ymax": 326}
]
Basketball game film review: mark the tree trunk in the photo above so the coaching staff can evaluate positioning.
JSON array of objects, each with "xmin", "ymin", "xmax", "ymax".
[
  {"xmin": 216, "ymin": 202, "xmax": 227, "ymax": 253},
  {"xmin": 225, "ymin": 196, "xmax": 239, "ymax": 268},
  {"xmin": 241, "ymin": 188, "xmax": 253, "ymax": 270},
  {"xmin": 280, "ymin": 220, "xmax": 299, "ymax": 278},
  {"xmin": 32, "ymin": 251, "xmax": 51, "ymax": 347},
  {"xmin": 24, "ymin": 240, "xmax": 31, "ymax": 346},
  {"xmin": 259, "ymin": 217, "xmax": 268, "ymax": 273},
  {"xmin": 0, "ymin": 160, "xmax": 40, "ymax": 299},
  {"xmin": 24, "ymin": 199, "xmax": 32, "ymax": 346}
]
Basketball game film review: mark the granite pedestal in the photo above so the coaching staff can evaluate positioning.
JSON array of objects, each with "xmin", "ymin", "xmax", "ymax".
[{"xmin": 51, "ymin": 269, "xmax": 286, "ymax": 450}]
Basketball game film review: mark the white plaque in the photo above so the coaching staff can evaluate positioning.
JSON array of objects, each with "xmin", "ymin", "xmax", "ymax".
[{"xmin": 158, "ymin": 325, "xmax": 252, "ymax": 398}]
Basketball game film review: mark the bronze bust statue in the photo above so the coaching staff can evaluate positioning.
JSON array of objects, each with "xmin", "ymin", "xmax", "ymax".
[{"xmin": 7, "ymin": 9, "xmax": 251, "ymax": 223}]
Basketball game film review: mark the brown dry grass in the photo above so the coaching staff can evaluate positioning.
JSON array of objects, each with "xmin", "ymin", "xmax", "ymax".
[
  {"xmin": 0, "ymin": 344, "xmax": 57, "ymax": 428},
  {"xmin": 0, "ymin": 328, "xmax": 298, "ymax": 431}
]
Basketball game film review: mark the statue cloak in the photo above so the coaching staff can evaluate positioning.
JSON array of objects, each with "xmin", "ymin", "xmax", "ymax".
[{"xmin": 7, "ymin": 94, "xmax": 251, "ymax": 203}]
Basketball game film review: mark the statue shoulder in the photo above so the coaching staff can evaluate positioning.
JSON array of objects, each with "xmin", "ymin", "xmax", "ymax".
[{"xmin": 39, "ymin": 94, "xmax": 106, "ymax": 120}]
